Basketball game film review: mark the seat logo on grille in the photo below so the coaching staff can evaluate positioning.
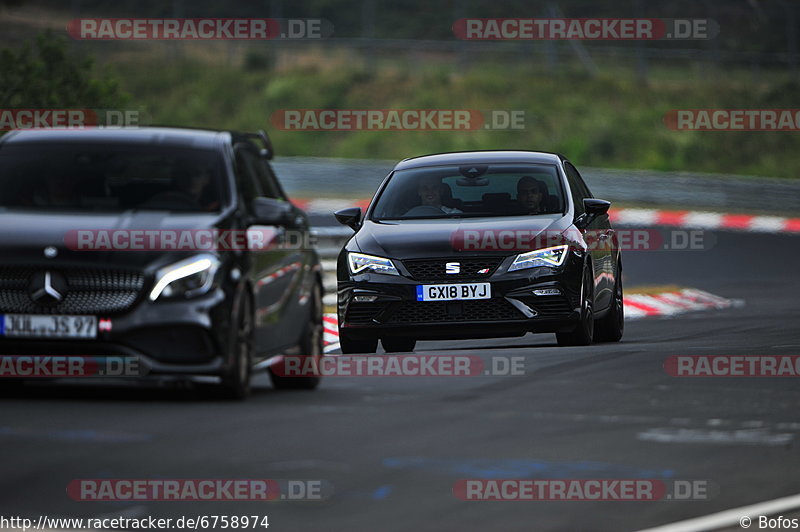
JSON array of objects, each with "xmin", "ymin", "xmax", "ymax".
[
  {"xmin": 445, "ymin": 262, "xmax": 461, "ymax": 274},
  {"xmin": 28, "ymin": 271, "xmax": 67, "ymax": 305}
]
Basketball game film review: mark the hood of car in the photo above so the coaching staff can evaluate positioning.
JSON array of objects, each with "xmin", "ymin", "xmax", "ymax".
[
  {"xmin": 0, "ymin": 209, "xmax": 229, "ymax": 269},
  {"xmin": 354, "ymin": 215, "xmax": 570, "ymax": 259}
]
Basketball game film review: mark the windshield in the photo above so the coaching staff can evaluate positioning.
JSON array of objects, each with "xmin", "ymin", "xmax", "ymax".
[
  {"xmin": 0, "ymin": 144, "xmax": 227, "ymax": 212},
  {"xmin": 370, "ymin": 163, "xmax": 565, "ymax": 221}
]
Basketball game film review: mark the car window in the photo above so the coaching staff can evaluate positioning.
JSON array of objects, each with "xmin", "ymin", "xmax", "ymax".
[
  {"xmin": 254, "ymin": 159, "xmax": 286, "ymax": 200},
  {"xmin": 371, "ymin": 164, "xmax": 565, "ymax": 220},
  {"xmin": 0, "ymin": 144, "xmax": 226, "ymax": 212},
  {"xmin": 564, "ymin": 162, "xmax": 588, "ymax": 217},
  {"xmin": 235, "ymin": 144, "xmax": 288, "ymax": 202},
  {"xmin": 566, "ymin": 162, "xmax": 593, "ymax": 198},
  {"xmin": 234, "ymin": 145, "xmax": 265, "ymax": 206}
]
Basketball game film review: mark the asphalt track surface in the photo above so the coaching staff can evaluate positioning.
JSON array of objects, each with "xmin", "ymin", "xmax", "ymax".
[{"xmin": 1, "ymin": 230, "xmax": 799, "ymax": 531}]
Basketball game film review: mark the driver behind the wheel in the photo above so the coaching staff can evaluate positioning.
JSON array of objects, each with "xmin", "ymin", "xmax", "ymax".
[
  {"xmin": 139, "ymin": 163, "xmax": 216, "ymax": 210},
  {"xmin": 412, "ymin": 175, "xmax": 462, "ymax": 214},
  {"xmin": 174, "ymin": 164, "xmax": 211, "ymax": 203}
]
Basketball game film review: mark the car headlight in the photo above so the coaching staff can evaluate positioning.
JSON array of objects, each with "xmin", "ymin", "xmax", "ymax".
[
  {"xmin": 348, "ymin": 252, "xmax": 399, "ymax": 276},
  {"xmin": 149, "ymin": 254, "xmax": 221, "ymax": 301},
  {"xmin": 508, "ymin": 245, "xmax": 569, "ymax": 272}
]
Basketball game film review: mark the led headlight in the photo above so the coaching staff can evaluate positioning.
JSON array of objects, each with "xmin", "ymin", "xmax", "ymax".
[
  {"xmin": 348, "ymin": 252, "xmax": 399, "ymax": 276},
  {"xmin": 149, "ymin": 254, "xmax": 221, "ymax": 301},
  {"xmin": 508, "ymin": 245, "xmax": 569, "ymax": 272}
]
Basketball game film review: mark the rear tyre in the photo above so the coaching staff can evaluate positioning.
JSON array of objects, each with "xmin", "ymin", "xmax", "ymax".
[
  {"xmin": 556, "ymin": 266, "xmax": 595, "ymax": 347},
  {"xmin": 340, "ymin": 331, "xmax": 378, "ymax": 354},
  {"xmin": 270, "ymin": 283, "xmax": 324, "ymax": 390},
  {"xmin": 382, "ymin": 337, "xmax": 416, "ymax": 353},
  {"xmin": 218, "ymin": 296, "xmax": 254, "ymax": 400},
  {"xmin": 594, "ymin": 261, "xmax": 624, "ymax": 343}
]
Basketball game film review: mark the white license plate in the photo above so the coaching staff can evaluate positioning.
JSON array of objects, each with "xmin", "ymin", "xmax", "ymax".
[
  {"xmin": 416, "ymin": 283, "xmax": 491, "ymax": 302},
  {"xmin": 0, "ymin": 314, "xmax": 97, "ymax": 339}
]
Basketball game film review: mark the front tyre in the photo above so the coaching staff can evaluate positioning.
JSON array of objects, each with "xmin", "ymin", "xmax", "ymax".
[
  {"xmin": 382, "ymin": 337, "xmax": 416, "ymax": 353},
  {"xmin": 594, "ymin": 260, "xmax": 624, "ymax": 343},
  {"xmin": 218, "ymin": 296, "xmax": 254, "ymax": 400},
  {"xmin": 556, "ymin": 266, "xmax": 595, "ymax": 347},
  {"xmin": 270, "ymin": 283, "xmax": 325, "ymax": 390},
  {"xmin": 340, "ymin": 331, "xmax": 378, "ymax": 354}
]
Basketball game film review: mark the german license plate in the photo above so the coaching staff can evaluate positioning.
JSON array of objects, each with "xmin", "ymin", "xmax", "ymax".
[
  {"xmin": 0, "ymin": 314, "xmax": 97, "ymax": 339},
  {"xmin": 416, "ymin": 283, "xmax": 491, "ymax": 302}
]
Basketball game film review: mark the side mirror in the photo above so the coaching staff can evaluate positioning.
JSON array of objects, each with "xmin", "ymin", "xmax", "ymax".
[
  {"xmin": 584, "ymin": 198, "xmax": 611, "ymax": 216},
  {"xmin": 251, "ymin": 197, "xmax": 292, "ymax": 226},
  {"xmin": 575, "ymin": 198, "xmax": 611, "ymax": 229},
  {"xmin": 334, "ymin": 207, "xmax": 362, "ymax": 231}
]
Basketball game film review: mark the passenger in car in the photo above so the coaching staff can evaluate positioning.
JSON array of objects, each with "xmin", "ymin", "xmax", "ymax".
[{"xmin": 515, "ymin": 175, "xmax": 548, "ymax": 214}]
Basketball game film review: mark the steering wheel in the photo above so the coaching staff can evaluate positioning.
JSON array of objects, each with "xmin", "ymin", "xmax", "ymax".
[{"xmin": 404, "ymin": 205, "xmax": 447, "ymax": 216}]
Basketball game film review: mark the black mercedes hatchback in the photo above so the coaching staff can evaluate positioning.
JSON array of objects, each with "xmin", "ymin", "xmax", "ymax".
[
  {"xmin": 0, "ymin": 127, "xmax": 324, "ymax": 398},
  {"xmin": 334, "ymin": 151, "xmax": 623, "ymax": 353}
]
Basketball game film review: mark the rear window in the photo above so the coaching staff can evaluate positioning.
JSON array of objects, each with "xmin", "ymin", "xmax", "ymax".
[
  {"xmin": 370, "ymin": 164, "xmax": 565, "ymax": 220},
  {"xmin": 0, "ymin": 144, "xmax": 228, "ymax": 212}
]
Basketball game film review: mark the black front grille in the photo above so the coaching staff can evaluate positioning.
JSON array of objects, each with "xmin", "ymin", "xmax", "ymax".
[
  {"xmin": 0, "ymin": 267, "xmax": 144, "ymax": 315},
  {"xmin": 516, "ymin": 295, "xmax": 574, "ymax": 319},
  {"xmin": 402, "ymin": 257, "xmax": 505, "ymax": 282},
  {"xmin": 387, "ymin": 298, "xmax": 522, "ymax": 324}
]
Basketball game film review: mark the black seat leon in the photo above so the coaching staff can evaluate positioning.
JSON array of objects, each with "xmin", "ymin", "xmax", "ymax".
[{"xmin": 334, "ymin": 150, "xmax": 624, "ymax": 354}]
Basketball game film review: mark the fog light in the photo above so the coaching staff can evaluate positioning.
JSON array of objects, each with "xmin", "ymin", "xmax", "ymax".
[
  {"xmin": 532, "ymin": 289, "xmax": 561, "ymax": 296},
  {"xmin": 353, "ymin": 295, "xmax": 378, "ymax": 303}
]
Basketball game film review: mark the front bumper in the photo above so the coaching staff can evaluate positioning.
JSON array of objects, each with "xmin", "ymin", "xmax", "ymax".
[
  {"xmin": 338, "ymin": 256, "xmax": 584, "ymax": 340},
  {"xmin": 0, "ymin": 288, "xmax": 232, "ymax": 376}
]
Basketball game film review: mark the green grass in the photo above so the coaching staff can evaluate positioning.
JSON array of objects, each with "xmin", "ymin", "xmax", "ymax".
[{"xmin": 106, "ymin": 52, "xmax": 800, "ymax": 178}]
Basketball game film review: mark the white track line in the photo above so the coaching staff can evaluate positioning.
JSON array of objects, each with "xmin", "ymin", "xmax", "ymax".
[{"xmin": 636, "ymin": 492, "xmax": 800, "ymax": 532}]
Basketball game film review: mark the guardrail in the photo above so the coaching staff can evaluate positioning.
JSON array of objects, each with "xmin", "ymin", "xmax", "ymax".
[
  {"xmin": 296, "ymin": 156, "xmax": 800, "ymax": 304},
  {"xmin": 310, "ymin": 227, "xmax": 349, "ymax": 303},
  {"xmin": 276, "ymin": 157, "xmax": 800, "ymax": 215},
  {"xmin": 312, "ymin": 226, "xmax": 352, "ymax": 258}
]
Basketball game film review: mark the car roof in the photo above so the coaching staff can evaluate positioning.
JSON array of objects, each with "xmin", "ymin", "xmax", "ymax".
[
  {"xmin": 0, "ymin": 127, "xmax": 230, "ymax": 149},
  {"xmin": 394, "ymin": 150, "xmax": 564, "ymax": 171}
]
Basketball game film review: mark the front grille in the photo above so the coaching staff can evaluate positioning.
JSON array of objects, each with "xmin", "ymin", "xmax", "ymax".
[
  {"xmin": 402, "ymin": 257, "xmax": 505, "ymax": 282},
  {"xmin": 516, "ymin": 295, "xmax": 574, "ymax": 319},
  {"xmin": 387, "ymin": 298, "xmax": 522, "ymax": 324},
  {"xmin": 0, "ymin": 267, "xmax": 144, "ymax": 315}
]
